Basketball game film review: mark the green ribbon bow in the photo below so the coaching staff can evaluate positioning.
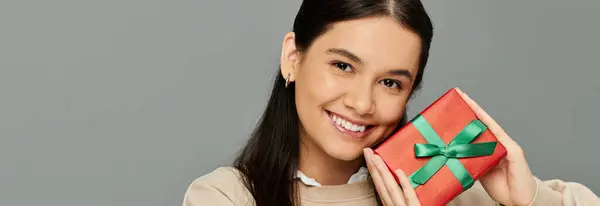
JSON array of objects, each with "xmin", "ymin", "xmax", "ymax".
[{"xmin": 407, "ymin": 115, "xmax": 497, "ymax": 190}]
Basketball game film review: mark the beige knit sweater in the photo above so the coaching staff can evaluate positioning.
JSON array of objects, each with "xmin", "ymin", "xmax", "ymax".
[{"xmin": 183, "ymin": 167, "xmax": 599, "ymax": 206}]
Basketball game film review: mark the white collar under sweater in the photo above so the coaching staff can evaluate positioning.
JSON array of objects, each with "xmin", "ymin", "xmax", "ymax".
[{"xmin": 295, "ymin": 167, "xmax": 370, "ymax": 187}]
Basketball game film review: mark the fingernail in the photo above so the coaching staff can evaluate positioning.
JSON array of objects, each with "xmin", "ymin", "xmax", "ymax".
[{"xmin": 363, "ymin": 149, "xmax": 371, "ymax": 160}]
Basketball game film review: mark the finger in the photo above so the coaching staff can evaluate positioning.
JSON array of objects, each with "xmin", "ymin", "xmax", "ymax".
[
  {"xmin": 395, "ymin": 169, "xmax": 421, "ymax": 205},
  {"xmin": 454, "ymin": 88, "xmax": 519, "ymax": 149},
  {"xmin": 364, "ymin": 149, "xmax": 393, "ymax": 205},
  {"xmin": 455, "ymin": 89, "xmax": 536, "ymax": 202},
  {"xmin": 454, "ymin": 88, "xmax": 507, "ymax": 136},
  {"xmin": 372, "ymin": 153, "xmax": 407, "ymax": 205},
  {"xmin": 455, "ymin": 89, "xmax": 528, "ymax": 163}
]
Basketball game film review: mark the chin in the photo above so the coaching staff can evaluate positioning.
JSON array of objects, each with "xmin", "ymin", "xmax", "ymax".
[{"xmin": 322, "ymin": 143, "xmax": 365, "ymax": 162}]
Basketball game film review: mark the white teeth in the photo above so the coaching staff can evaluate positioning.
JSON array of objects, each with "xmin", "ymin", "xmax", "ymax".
[
  {"xmin": 343, "ymin": 122, "xmax": 350, "ymax": 129},
  {"xmin": 330, "ymin": 113, "xmax": 368, "ymax": 132},
  {"xmin": 358, "ymin": 126, "xmax": 366, "ymax": 132},
  {"xmin": 335, "ymin": 117, "xmax": 342, "ymax": 125}
]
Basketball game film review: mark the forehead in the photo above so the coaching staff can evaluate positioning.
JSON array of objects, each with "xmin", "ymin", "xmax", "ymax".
[{"xmin": 308, "ymin": 17, "xmax": 422, "ymax": 71}]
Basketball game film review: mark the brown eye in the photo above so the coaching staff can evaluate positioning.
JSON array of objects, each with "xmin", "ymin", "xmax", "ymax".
[
  {"xmin": 379, "ymin": 79, "xmax": 401, "ymax": 89},
  {"xmin": 334, "ymin": 62, "xmax": 353, "ymax": 72}
]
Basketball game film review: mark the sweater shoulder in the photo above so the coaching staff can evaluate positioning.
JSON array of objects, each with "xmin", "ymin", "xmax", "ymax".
[
  {"xmin": 194, "ymin": 166, "xmax": 246, "ymax": 187},
  {"xmin": 183, "ymin": 166, "xmax": 254, "ymax": 206}
]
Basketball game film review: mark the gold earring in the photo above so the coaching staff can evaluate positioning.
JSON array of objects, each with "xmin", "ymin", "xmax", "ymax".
[{"xmin": 285, "ymin": 73, "xmax": 291, "ymax": 88}]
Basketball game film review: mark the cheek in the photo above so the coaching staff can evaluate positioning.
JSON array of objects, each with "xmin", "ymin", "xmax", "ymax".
[
  {"xmin": 373, "ymin": 105, "xmax": 406, "ymax": 143},
  {"xmin": 296, "ymin": 64, "xmax": 344, "ymax": 104},
  {"xmin": 374, "ymin": 95, "xmax": 407, "ymax": 126}
]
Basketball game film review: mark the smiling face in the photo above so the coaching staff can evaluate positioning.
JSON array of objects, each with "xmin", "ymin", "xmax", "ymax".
[{"xmin": 280, "ymin": 16, "xmax": 422, "ymax": 162}]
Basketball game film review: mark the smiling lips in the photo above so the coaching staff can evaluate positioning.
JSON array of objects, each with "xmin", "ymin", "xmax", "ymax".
[
  {"xmin": 328, "ymin": 111, "xmax": 374, "ymax": 139},
  {"xmin": 332, "ymin": 114, "xmax": 367, "ymax": 132}
]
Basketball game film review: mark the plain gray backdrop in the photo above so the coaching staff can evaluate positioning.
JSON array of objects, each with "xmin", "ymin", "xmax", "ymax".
[{"xmin": 1, "ymin": 0, "xmax": 598, "ymax": 205}]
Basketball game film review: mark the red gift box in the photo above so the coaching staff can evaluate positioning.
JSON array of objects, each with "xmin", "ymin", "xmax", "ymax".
[{"xmin": 374, "ymin": 88, "xmax": 507, "ymax": 206}]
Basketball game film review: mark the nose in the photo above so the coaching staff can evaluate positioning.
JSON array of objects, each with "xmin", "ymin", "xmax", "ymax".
[{"xmin": 343, "ymin": 82, "xmax": 375, "ymax": 116}]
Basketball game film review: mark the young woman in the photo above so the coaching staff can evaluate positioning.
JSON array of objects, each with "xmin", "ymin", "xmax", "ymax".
[{"xmin": 183, "ymin": 0, "xmax": 599, "ymax": 205}]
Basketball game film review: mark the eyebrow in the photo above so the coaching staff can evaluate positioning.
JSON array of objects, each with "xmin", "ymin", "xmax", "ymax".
[
  {"xmin": 387, "ymin": 69, "xmax": 413, "ymax": 81},
  {"xmin": 326, "ymin": 48, "xmax": 363, "ymax": 64},
  {"xmin": 326, "ymin": 48, "xmax": 414, "ymax": 81}
]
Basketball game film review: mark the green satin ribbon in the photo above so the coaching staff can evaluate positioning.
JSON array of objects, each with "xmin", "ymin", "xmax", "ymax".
[{"xmin": 407, "ymin": 114, "xmax": 497, "ymax": 190}]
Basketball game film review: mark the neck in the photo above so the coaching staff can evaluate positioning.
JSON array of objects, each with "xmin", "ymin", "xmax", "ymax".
[{"xmin": 298, "ymin": 136, "xmax": 364, "ymax": 186}]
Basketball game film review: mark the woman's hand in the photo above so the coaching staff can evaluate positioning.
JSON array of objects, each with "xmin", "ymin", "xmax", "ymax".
[
  {"xmin": 363, "ymin": 148, "xmax": 421, "ymax": 206},
  {"xmin": 456, "ymin": 88, "xmax": 538, "ymax": 206}
]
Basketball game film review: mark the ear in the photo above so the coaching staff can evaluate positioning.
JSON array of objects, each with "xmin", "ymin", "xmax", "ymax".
[{"xmin": 280, "ymin": 32, "xmax": 300, "ymax": 83}]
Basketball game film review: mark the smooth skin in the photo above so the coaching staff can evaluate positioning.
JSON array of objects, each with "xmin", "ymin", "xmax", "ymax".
[{"xmin": 363, "ymin": 88, "xmax": 539, "ymax": 206}]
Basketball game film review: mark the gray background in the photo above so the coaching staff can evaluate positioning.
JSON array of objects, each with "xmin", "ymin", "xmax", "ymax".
[{"xmin": 1, "ymin": 0, "xmax": 598, "ymax": 205}]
